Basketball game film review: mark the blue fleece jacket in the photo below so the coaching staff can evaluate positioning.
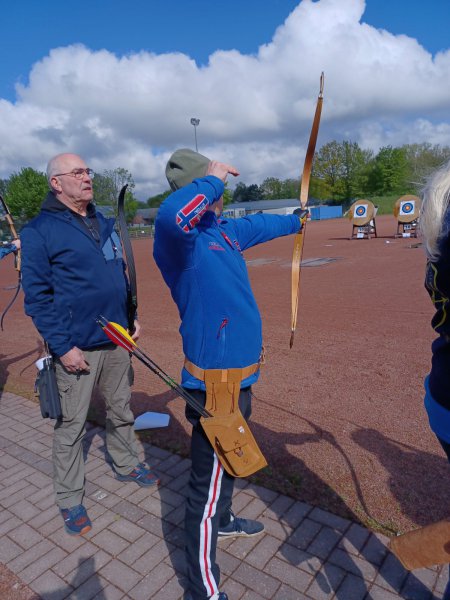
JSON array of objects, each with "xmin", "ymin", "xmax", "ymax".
[
  {"xmin": 21, "ymin": 192, "xmax": 129, "ymax": 357},
  {"xmin": 153, "ymin": 175, "xmax": 302, "ymax": 389}
]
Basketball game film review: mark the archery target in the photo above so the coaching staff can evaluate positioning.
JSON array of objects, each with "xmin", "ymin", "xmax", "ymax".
[
  {"xmin": 354, "ymin": 204, "xmax": 367, "ymax": 218},
  {"xmin": 399, "ymin": 200, "xmax": 415, "ymax": 216}
]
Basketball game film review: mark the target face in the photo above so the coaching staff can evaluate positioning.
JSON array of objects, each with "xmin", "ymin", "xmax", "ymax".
[
  {"xmin": 400, "ymin": 200, "xmax": 415, "ymax": 216},
  {"xmin": 355, "ymin": 204, "xmax": 367, "ymax": 218}
]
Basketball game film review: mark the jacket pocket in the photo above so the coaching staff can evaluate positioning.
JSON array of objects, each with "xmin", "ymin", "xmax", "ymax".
[{"xmin": 216, "ymin": 318, "xmax": 228, "ymax": 366}]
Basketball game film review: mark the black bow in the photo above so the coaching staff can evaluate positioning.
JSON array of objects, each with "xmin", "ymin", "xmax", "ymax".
[{"xmin": 117, "ymin": 185, "xmax": 137, "ymax": 334}]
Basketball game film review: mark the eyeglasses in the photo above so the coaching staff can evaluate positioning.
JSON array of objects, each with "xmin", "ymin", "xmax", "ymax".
[{"xmin": 53, "ymin": 168, "xmax": 94, "ymax": 179}]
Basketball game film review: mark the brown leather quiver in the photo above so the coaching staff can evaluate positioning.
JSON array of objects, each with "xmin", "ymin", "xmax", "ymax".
[
  {"xmin": 389, "ymin": 519, "xmax": 450, "ymax": 570},
  {"xmin": 185, "ymin": 360, "xmax": 268, "ymax": 478}
]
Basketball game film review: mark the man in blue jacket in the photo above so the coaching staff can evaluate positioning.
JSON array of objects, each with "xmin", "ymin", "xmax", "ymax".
[
  {"xmin": 154, "ymin": 149, "xmax": 307, "ymax": 600},
  {"xmin": 21, "ymin": 153, "xmax": 159, "ymax": 536}
]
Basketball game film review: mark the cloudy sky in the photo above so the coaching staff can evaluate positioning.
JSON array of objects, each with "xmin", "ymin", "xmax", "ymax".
[{"xmin": 1, "ymin": 0, "xmax": 449, "ymax": 199}]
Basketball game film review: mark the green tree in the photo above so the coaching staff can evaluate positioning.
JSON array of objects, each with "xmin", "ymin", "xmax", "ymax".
[
  {"xmin": 5, "ymin": 167, "xmax": 49, "ymax": 220},
  {"xmin": 232, "ymin": 182, "xmax": 248, "ymax": 203},
  {"xmin": 260, "ymin": 177, "xmax": 283, "ymax": 200},
  {"xmin": 92, "ymin": 167, "xmax": 138, "ymax": 222},
  {"xmin": 402, "ymin": 143, "xmax": 450, "ymax": 189},
  {"xmin": 147, "ymin": 190, "xmax": 171, "ymax": 208},
  {"xmin": 367, "ymin": 146, "xmax": 410, "ymax": 195},
  {"xmin": 313, "ymin": 140, "xmax": 372, "ymax": 202}
]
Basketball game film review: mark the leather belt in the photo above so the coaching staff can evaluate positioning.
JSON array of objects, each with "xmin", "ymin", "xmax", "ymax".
[{"xmin": 184, "ymin": 359, "xmax": 260, "ymax": 383}]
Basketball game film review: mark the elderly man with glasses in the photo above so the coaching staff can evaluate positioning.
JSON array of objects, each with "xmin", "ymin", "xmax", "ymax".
[{"xmin": 21, "ymin": 153, "xmax": 159, "ymax": 536}]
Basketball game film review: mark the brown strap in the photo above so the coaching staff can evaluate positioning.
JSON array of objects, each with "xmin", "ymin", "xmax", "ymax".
[
  {"xmin": 184, "ymin": 359, "xmax": 259, "ymax": 383},
  {"xmin": 290, "ymin": 72, "xmax": 324, "ymax": 348}
]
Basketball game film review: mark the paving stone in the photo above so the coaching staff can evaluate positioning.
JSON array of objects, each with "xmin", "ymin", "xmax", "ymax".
[
  {"xmin": 8, "ymin": 538, "xmax": 56, "ymax": 571},
  {"xmin": 306, "ymin": 525, "xmax": 343, "ymax": 560},
  {"xmin": 305, "ymin": 563, "xmax": 346, "ymax": 599},
  {"xmin": 328, "ymin": 547, "xmax": 379, "ymax": 582},
  {"xmin": 245, "ymin": 534, "xmax": 282, "ymax": 570},
  {"xmin": 108, "ymin": 517, "xmax": 145, "ymax": 543},
  {"xmin": 273, "ymin": 584, "xmax": 310, "ymax": 599},
  {"xmin": 360, "ymin": 532, "xmax": 390, "ymax": 566},
  {"xmin": 334, "ymin": 572, "xmax": 370, "ymax": 599},
  {"xmin": 127, "ymin": 562, "xmax": 174, "ymax": 598},
  {"xmin": 266, "ymin": 555, "xmax": 314, "ymax": 592},
  {"xmin": 338, "ymin": 521, "xmax": 371, "ymax": 555},
  {"xmin": 7, "ymin": 522, "xmax": 43, "ymax": 549},
  {"xmin": 148, "ymin": 575, "xmax": 185, "ymax": 600},
  {"xmin": 99, "ymin": 558, "xmax": 143, "ymax": 593},
  {"xmin": 117, "ymin": 531, "xmax": 160, "ymax": 566},
  {"xmin": 233, "ymin": 561, "xmax": 282, "ymax": 598},
  {"xmin": 0, "ymin": 536, "xmax": 24, "ymax": 562},
  {"xmin": 52, "ymin": 541, "xmax": 99, "ymax": 578},
  {"xmin": 28, "ymin": 569, "xmax": 71, "ymax": 600},
  {"xmin": 19, "ymin": 546, "xmax": 67, "ymax": 584}
]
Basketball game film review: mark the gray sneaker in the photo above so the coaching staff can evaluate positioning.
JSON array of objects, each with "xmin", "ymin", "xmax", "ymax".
[{"xmin": 218, "ymin": 511, "xmax": 264, "ymax": 539}]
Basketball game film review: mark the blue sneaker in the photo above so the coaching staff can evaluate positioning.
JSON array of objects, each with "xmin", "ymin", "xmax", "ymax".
[
  {"xmin": 60, "ymin": 504, "xmax": 92, "ymax": 536},
  {"xmin": 218, "ymin": 511, "xmax": 264, "ymax": 539},
  {"xmin": 218, "ymin": 594, "xmax": 228, "ymax": 599},
  {"xmin": 116, "ymin": 462, "xmax": 160, "ymax": 487}
]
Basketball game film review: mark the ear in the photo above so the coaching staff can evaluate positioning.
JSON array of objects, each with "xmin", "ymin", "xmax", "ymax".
[{"xmin": 50, "ymin": 175, "xmax": 62, "ymax": 193}]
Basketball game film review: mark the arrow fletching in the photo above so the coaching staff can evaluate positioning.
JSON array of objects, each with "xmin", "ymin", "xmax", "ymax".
[{"xmin": 97, "ymin": 316, "xmax": 136, "ymax": 352}]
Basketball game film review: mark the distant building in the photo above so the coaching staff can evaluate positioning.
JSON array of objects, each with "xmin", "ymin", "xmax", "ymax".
[
  {"xmin": 133, "ymin": 208, "xmax": 159, "ymax": 225},
  {"xmin": 222, "ymin": 199, "xmax": 342, "ymax": 220}
]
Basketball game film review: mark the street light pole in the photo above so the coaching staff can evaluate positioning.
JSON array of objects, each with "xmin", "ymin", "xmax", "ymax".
[{"xmin": 190, "ymin": 118, "xmax": 200, "ymax": 152}]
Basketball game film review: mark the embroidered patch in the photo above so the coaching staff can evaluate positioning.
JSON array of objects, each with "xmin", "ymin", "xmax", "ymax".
[
  {"xmin": 208, "ymin": 241, "xmax": 225, "ymax": 251},
  {"xmin": 176, "ymin": 194, "xmax": 208, "ymax": 232}
]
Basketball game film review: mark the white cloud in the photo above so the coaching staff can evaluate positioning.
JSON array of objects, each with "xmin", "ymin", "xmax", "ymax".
[{"xmin": 1, "ymin": 0, "xmax": 449, "ymax": 199}]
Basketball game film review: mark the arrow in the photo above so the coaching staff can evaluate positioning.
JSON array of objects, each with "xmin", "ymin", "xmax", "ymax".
[{"xmin": 96, "ymin": 316, "xmax": 211, "ymax": 418}]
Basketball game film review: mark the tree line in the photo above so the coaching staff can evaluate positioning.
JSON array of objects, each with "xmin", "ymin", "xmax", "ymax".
[
  {"xmin": 1, "ymin": 142, "xmax": 449, "ymax": 227},
  {"xmin": 232, "ymin": 142, "xmax": 450, "ymax": 207}
]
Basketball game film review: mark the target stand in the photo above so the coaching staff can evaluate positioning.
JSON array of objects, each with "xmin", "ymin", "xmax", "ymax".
[
  {"xmin": 394, "ymin": 195, "xmax": 420, "ymax": 238},
  {"xmin": 349, "ymin": 200, "xmax": 377, "ymax": 239}
]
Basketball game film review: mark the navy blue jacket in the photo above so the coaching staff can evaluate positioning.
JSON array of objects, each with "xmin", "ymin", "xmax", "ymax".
[
  {"xmin": 21, "ymin": 192, "xmax": 129, "ymax": 357},
  {"xmin": 153, "ymin": 175, "xmax": 301, "ymax": 389}
]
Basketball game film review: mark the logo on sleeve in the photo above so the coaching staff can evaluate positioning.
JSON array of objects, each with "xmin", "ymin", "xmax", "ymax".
[
  {"xmin": 176, "ymin": 194, "xmax": 209, "ymax": 232},
  {"xmin": 208, "ymin": 241, "xmax": 225, "ymax": 251}
]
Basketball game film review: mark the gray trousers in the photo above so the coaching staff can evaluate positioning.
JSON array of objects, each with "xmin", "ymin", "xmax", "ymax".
[{"xmin": 53, "ymin": 345, "xmax": 139, "ymax": 508}]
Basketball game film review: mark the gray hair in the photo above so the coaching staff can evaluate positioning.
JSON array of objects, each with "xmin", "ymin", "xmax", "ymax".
[
  {"xmin": 46, "ymin": 155, "xmax": 64, "ymax": 184},
  {"xmin": 420, "ymin": 159, "xmax": 450, "ymax": 261}
]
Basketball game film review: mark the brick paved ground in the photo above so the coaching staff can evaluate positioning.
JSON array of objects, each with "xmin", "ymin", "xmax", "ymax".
[{"xmin": 0, "ymin": 391, "xmax": 447, "ymax": 600}]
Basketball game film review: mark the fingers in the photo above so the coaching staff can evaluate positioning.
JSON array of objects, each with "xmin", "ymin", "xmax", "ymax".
[
  {"xmin": 206, "ymin": 161, "xmax": 240, "ymax": 182},
  {"xmin": 131, "ymin": 320, "xmax": 141, "ymax": 341},
  {"xmin": 60, "ymin": 347, "xmax": 90, "ymax": 373}
]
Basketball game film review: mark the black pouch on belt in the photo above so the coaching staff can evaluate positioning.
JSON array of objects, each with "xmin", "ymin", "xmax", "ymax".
[{"xmin": 35, "ymin": 356, "xmax": 62, "ymax": 420}]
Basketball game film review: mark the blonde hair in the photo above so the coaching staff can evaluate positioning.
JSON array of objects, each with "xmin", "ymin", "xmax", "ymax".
[{"xmin": 420, "ymin": 160, "xmax": 450, "ymax": 261}]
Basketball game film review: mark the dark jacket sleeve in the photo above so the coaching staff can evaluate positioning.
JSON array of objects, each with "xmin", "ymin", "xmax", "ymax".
[{"xmin": 21, "ymin": 226, "xmax": 73, "ymax": 357}]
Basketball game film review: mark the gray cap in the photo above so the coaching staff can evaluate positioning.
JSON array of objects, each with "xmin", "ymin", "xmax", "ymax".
[{"xmin": 165, "ymin": 148, "xmax": 211, "ymax": 191}]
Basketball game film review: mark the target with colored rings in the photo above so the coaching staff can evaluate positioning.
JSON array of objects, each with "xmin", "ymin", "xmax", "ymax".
[
  {"xmin": 355, "ymin": 205, "xmax": 367, "ymax": 217},
  {"xmin": 400, "ymin": 201, "xmax": 414, "ymax": 215}
]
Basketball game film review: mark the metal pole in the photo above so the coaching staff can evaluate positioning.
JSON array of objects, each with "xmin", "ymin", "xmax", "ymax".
[{"xmin": 190, "ymin": 118, "xmax": 200, "ymax": 152}]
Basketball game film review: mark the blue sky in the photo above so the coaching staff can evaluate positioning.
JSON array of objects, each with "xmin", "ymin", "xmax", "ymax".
[
  {"xmin": 1, "ymin": 0, "xmax": 448, "ymax": 101},
  {"xmin": 1, "ymin": 0, "xmax": 449, "ymax": 196}
]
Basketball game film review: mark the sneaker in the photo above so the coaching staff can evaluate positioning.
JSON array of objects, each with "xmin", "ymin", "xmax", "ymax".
[
  {"xmin": 217, "ymin": 511, "xmax": 264, "ymax": 539},
  {"xmin": 60, "ymin": 504, "xmax": 92, "ymax": 536},
  {"xmin": 116, "ymin": 462, "xmax": 160, "ymax": 487},
  {"xmin": 218, "ymin": 594, "xmax": 228, "ymax": 600}
]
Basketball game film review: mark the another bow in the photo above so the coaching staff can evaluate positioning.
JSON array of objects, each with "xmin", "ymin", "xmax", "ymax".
[
  {"xmin": 290, "ymin": 73, "xmax": 324, "ymax": 348},
  {"xmin": 117, "ymin": 184, "xmax": 137, "ymax": 334},
  {"xmin": 0, "ymin": 195, "xmax": 21, "ymax": 330}
]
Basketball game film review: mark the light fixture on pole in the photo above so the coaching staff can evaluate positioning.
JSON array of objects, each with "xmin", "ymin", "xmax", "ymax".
[{"xmin": 190, "ymin": 118, "xmax": 200, "ymax": 152}]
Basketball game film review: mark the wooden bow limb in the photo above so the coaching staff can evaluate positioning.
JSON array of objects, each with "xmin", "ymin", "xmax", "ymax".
[
  {"xmin": 0, "ymin": 195, "xmax": 21, "ymax": 330},
  {"xmin": 290, "ymin": 73, "xmax": 324, "ymax": 348}
]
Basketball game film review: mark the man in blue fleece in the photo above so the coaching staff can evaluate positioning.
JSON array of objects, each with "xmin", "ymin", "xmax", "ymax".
[
  {"xmin": 21, "ymin": 153, "xmax": 159, "ymax": 536},
  {"xmin": 153, "ymin": 148, "xmax": 307, "ymax": 600}
]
